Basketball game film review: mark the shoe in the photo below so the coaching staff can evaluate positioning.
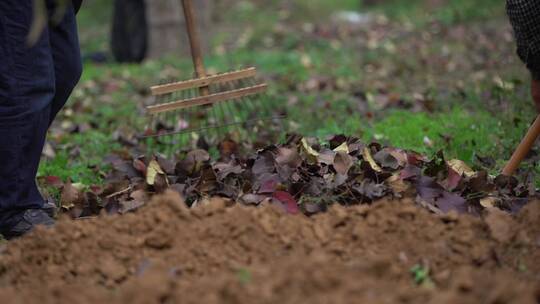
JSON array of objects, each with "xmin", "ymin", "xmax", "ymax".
[
  {"xmin": 0, "ymin": 209, "xmax": 55, "ymax": 240},
  {"xmin": 42, "ymin": 198, "xmax": 58, "ymax": 218}
]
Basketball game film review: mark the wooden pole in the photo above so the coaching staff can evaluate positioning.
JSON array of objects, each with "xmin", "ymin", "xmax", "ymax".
[
  {"xmin": 181, "ymin": 0, "xmax": 210, "ymax": 96},
  {"xmin": 502, "ymin": 115, "xmax": 540, "ymax": 176}
]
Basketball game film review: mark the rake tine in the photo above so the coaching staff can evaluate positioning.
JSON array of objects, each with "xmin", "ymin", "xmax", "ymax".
[
  {"xmin": 180, "ymin": 97, "xmax": 189, "ymax": 150},
  {"xmin": 187, "ymin": 87, "xmax": 197, "ymax": 149},
  {"xmin": 211, "ymin": 101, "xmax": 223, "ymax": 140},
  {"xmin": 216, "ymin": 94, "xmax": 230, "ymax": 137},
  {"xmin": 224, "ymin": 82, "xmax": 244, "ymax": 138},
  {"xmin": 145, "ymin": 63, "xmax": 275, "ymax": 152}
]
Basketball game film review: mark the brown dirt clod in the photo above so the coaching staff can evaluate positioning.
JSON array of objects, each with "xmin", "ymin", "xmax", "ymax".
[{"xmin": 0, "ymin": 192, "xmax": 539, "ymax": 303}]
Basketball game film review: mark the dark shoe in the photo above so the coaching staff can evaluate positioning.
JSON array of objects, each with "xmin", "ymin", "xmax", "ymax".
[
  {"xmin": 42, "ymin": 198, "xmax": 58, "ymax": 218},
  {"xmin": 0, "ymin": 209, "xmax": 55, "ymax": 240}
]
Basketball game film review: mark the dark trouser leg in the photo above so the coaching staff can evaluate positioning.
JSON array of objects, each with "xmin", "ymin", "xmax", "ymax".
[
  {"xmin": 0, "ymin": 1, "xmax": 81, "ymax": 216},
  {"xmin": 48, "ymin": 1, "xmax": 82, "ymax": 125},
  {"xmin": 0, "ymin": 1, "xmax": 56, "ymax": 213}
]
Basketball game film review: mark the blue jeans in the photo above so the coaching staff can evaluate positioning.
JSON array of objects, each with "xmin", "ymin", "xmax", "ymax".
[{"xmin": 0, "ymin": 0, "xmax": 82, "ymax": 213}]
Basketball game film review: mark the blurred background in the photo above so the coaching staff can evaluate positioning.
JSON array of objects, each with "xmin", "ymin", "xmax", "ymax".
[{"xmin": 42, "ymin": 0, "xmax": 539, "ymax": 185}]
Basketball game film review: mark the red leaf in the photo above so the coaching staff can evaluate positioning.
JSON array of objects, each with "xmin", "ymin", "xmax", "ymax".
[
  {"xmin": 406, "ymin": 152, "xmax": 426, "ymax": 166},
  {"xmin": 45, "ymin": 176, "xmax": 63, "ymax": 188},
  {"xmin": 133, "ymin": 159, "xmax": 147, "ymax": 175},
  {"xmin": 400, "ymin": 165, "xmax": 421, "ymax": 180},
  {"xmin": 259, "ymin": 176, "xmax": 279, "ymax": 194},
  {"xmin": 443, "ymin": 167, "xmax": 462, "ymax": 191},
  {"xmin": 89, "ymin": 185, "xmax": 103, "ymax": 195},
  {"xmin": 272, "ymin": 191, "xmax": 299, "ymax": 214}
]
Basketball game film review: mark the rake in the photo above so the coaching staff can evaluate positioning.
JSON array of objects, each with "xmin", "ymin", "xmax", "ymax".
[{"xmin": 142, "ymin": 0, "xmax": 283, "ymax": 153}]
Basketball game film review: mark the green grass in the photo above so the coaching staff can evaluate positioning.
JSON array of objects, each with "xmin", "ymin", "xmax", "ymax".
[
  {"xmin": 367, "ymin": 108, "xmax": 518, "ymax": 165},
  {"xmin": 363, "ymin": 0, "xmax": 503, "ymax": 25},
  {"xmin": 38, "ymin": 131, "xmax": 118, "ymax": 185}
]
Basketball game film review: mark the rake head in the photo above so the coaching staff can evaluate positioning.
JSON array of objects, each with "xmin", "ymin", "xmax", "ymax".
[{"xmin": 142, "ymin": 67, "xmax": 284, "ymax": 154}]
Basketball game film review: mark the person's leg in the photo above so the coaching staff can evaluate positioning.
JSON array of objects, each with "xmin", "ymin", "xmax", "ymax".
[
  {"xmin": 0, "ymin": 0, "xmax": 56, "ymax": 236},
  {"xmin": 47, "ymin": 0, "xmax": 82, "ymax": 125}
]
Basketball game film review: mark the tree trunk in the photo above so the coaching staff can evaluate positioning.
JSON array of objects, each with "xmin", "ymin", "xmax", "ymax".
[{"xmin": 145, "ymin": 0, "xmax": 212, "ymax": 60}]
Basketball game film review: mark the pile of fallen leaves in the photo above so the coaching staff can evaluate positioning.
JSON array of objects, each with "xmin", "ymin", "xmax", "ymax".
[{"xmin": 44, "ymin": 134, "xmax": 537, "ymax": 218}]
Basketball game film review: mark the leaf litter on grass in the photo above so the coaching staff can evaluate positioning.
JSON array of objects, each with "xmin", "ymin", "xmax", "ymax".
[{"xmin": 43, "ymin": 134, "xmax": 537, "ymax": 219}]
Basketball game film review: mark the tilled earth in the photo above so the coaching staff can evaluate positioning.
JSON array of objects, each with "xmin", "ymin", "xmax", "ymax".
[{"xmin": 0, "ymin": 191, "xmax": 539, "ymax": 303}]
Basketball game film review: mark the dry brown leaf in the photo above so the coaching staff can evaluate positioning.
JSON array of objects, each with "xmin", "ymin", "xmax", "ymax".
[
  {"xmin": 60, "ymin": 182, "xmax": 85, "ymax": 209},
  {"xmin": 317, "ymin": 149, "xmax": 336, "ymax": 165},
  {"xmin": 386, "ymin": 173, "xmax": 409, "ymax": 193},
  {"xmin": 333, "ymin": 151, "xmax": 353, "ymax": 175},
  {"xmin": 275, "ymin": 147, "xmax": 302, "ymax": 168}
]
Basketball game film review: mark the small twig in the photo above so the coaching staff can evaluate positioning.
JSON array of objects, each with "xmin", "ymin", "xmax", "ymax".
[
  {"xmin": 106, "ymin": 186, "xmax": 132, "ymax": 199},
  {"xmin": 75, "ymin": 216, "xmax": 99, "ymax": 221}
]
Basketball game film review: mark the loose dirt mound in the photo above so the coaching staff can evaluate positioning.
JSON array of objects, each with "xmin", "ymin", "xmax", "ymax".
[{"xmin": 0, "ymin": 192, "xmax": 539, "ymax": 303}]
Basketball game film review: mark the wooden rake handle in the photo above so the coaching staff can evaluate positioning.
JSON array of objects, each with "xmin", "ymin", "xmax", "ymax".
[
  {"xmin": 181, "ymin": 0, "xmax": 210, "ymax": 96},
  {"xmin": 502, "ymin": 115, "xmax": 540, "ymax": 176}
]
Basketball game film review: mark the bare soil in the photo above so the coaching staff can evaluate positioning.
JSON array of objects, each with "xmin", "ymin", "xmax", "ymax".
[{"xmin": 0, "ymin": 192, "xmax": 539, "ymax": 303}]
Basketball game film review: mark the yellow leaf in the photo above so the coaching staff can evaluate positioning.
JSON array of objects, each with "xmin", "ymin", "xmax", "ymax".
[
  {"xmin": 300, "ymin": 53, "xmax": 312, "ymax": 68},
  {"xmin": 447, "ymin": 159, "xmax": 475, "ymax": 177},
  {"xmin": 146, "ymin": 159, "xmax": 165, "ymax": 186},
  {"xmin": 301, "ymin": 138, "xmax": 319, "ymax": 164},
  {"xmin": 333, "ymin": 142, "xmax": 349, "ymax": 154},
  {"xmin": 71, "ymin": 182, "xmax": 86, "ymax": 191},
  {"xmin": 362, "ymin": 147, "xmax": 382, "ymax": 172},
  {"xmin": 480, "ymin": 197, "xmax": 499, "ymax": 208}
]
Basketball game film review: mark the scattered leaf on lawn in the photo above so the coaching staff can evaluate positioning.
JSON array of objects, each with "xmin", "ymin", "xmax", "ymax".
[
  {"xmin": 436, "ymin": 192, "xmax": 467, "ymax": 214},
  {"xmin": 401, "ymin": 165, "xmax": 421, "ymax": 180},
  {"xmin": 273, "ymin": 191, "xmax": 299, "ymax": 214},
  {"xmin": 447, "ymin": 159, "xmax": 475, "ymax": 178},
  {"xmin": 443, "ymin": 167, "xmax": 462, "ymax": 191},
  {"xmin": 240, "ymin": 194, "xmax": 267, "ymax": 205},
  {"xmin": 317, "ymin": 149, "xmax": 336, "ymax": 165},
  {"xmin": 480, "ymin": 196, "xmax": 500, "ymax": 208},
  {"xmin": 252, "ymin": 151, "xmax": 276, "ymax": 175},
  {"xmin": 353, "ymin": 180, "xmax": 387, "ymax": 200},
  {"xmin": 147, "ymin": 159, "xmax": 165, "ymax": 186},
  {"xmin": 374, "ymin": 149, "xmax": 400, "ymax": 170},
  {"xmin": 219, "ymin": 139, "xmax": 238, "ymax": 159},
  {"xmin": 333, "ymin": 151, "xmax": 353, "ymax": 175},
  {"xmin": 258, "ymin": 174, "xmax": 281, "ymax": 194},
  {"xmin": 133, "ymin": 158, "xmax": 147, "ymax": 175},
  {"xmin": 301, "ymin": 137, "xmax": 320, "ymax": 164},
  {"xmin": 275, "ymin": 147, "xmax": 302, "ymax": 168},
  {"xmin": 386, "ymin": 174, "xmax": 409, "ymax": 194},
  {"xmin": 44, "ymin": 176, "xmax": 64, "ymax": 188},
  {"xmin": 60, "ymin": 181, "xmax": 84, "ymax": 209},
  {"xmin": 333, "ymin": 142, "xmax": 349, "ymax": 153},
  {"xmin": 362, "ymin": 147, "xmax": 382, "ymax": 172}
]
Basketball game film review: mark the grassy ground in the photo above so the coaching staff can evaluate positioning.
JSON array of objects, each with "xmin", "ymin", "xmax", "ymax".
[{"xmin": 39, "ymin": 0, "xmax": 539, "ymax": 188}]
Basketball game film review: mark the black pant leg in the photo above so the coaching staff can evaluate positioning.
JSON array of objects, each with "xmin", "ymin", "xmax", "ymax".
[
  {"xmin": 48, "ymin": 0, "xmax": 83, "ymax": 125},
  {"xmin": 0, "ymin": 1, "xmax": 55, "ymax": 212}
]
